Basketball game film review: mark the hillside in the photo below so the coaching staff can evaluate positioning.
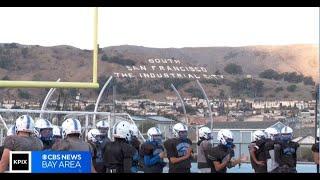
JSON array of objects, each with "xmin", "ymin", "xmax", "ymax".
[{"xmin": 0, "ymin": 43, "xmax": 318, "ymax": 102}]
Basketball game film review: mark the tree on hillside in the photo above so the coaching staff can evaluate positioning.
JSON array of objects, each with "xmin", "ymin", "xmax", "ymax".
[
  {"xmin": 287, "ymin": 84, "xmax": 297, "ymax": 92},
  {"xmin": 219, "ymin": 89, "xmax": 226, "ymax": 99},
  {"xmin": 230, "ymin": 78, "xmax": 264, "ymax": 98},
  {"xmin": 18, "ymin": 89, "xmax": 31, "ymax": 99},
  {"xmin": 224, "ymin": 63, "xmax": 243, "ymax": 75},
  {"xmin": 259, "ymin": 69, "xmax": 280, "ymax": 80},
  {"xmin": 283, "ymin": 72, "xmax": 303, "ymax": 83},
  {"xmin": 184, "ymin": 87, "xmax": 204, "ymax": 99},
  {"xmin": 101, "ymin": 54, "xmax": 109, "ymax": 61},
  {"xmin": 275, "ymin": 87, "xmax": 284, "ymax": 93},
  {"xmin": 303, "ymin": 76, "xmax": 315, "ymax": 85},
  {"xmin": 2, "ymin": 75, "xmax": 10, "ymax": 80}
]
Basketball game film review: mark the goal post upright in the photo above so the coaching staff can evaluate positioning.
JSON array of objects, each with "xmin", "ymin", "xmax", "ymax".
[{"xmin": 0, "ymin": 7, "xmax": 100, "ymax": 89}]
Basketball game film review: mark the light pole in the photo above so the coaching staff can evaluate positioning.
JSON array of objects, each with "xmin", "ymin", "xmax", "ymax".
[
  {"xmin": 196, "ymin": 80, "xmax": 214, "ymax": 131},
  {"xmin": 170, "ymin": 84, "xmax": 188, "ymax": 125},
  {"xmin": 93, "ymin": 76, "xmax": 113, "ymax": 127}
]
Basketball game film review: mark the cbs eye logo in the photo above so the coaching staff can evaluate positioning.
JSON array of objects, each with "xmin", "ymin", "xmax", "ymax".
[{"xmin": 10, "ymin": 151, "xmax": 31, "ymax": 173}]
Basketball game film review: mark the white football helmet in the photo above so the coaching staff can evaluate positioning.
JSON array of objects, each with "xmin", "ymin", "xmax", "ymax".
[
  {"xmin": 35, "ymin": 118, "xmax": 53, "ymax": 129},
  {"xmin": 172, "ymin": 123, "xmax": 188, "ymax": 138},
  {"xmin": 129, "ymin": 124, "xmax": 139, "ymax": 138},
  {"xmin": 217, "ymin": 129, "xmax": 233, "ymax": 146},
  {"xmin": 96, "ymin": 120, "xmax": 110, "ymax": 134},
  {"xmin": 281, "ymin": 126, "xmax": 293, "ymax": 134},
  {"xmin": 15, "ymin": 115, "xmax": 35, "ymax": 133},
  {"xmin": 61, "ymin": 118, "xmax": 82, "ymax": 137},
  {"xmin": 147, "ymin": 127, "xmax": 162, "ymax": 142},
  {"xmin": 52, "ymin": 125, "xmax": 63, "ymax": 138},
  {"xmin": 7, "ymin": 125, "xmax": 16, "ymax": 136},
  {"xmin": 112, "ymin": 121, "xmax": 132, "ymax": 141},
  {"xmin": 252, "ymin": 130, "xmax": 266, "ymax": 141},
  {"xmin": 199, "ymin": 126, "xmax": 212, "ymax": 140},
  {"xmin": 264, "ymin": 127, "xmax": 279, "ymax": 140},
  {"xmin": 281, "ymin": 126, "xmax": 293, "ymax": 141},
  {"xmin": 35, "ymin": 118, "xmax": 54, "ymax": 141},
  {"xmin": 87, "ymin": 128, "xmax": 103, "ymax": 143}
]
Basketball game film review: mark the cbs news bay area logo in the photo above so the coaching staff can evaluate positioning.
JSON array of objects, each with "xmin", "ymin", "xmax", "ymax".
[{"xmin": 10, "ymin": 151, "xmax": 91, "ymax": 173}]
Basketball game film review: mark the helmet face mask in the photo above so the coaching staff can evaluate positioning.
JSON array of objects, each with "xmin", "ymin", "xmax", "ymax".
[
  {"xmin": 97, "ymin": 134, "xmax": 105, "ymax": 142},
  {"xmin": 178, "ymin": 130, "xmax": 188, "ymax": 140},
  {"xmin": 152, "ymin": 134, "xmax": 162, "ymax": 143},
  {"xmin": 281, "ymin": 133, "xmax": 292, "ymax": 142},
  {"xmin": 224, "ymin": 136, "xmax": 234, "ymax": 148},
  {"xmin": 98, "ymin": 127, "xmax": 109, "ymax": 135},
  {"xmin": 92, "ymin": 134, "xmax": 103, "ymax": 143},
  {"xmin": 33, "ymin": 129, "xmax": 40, "ymax": 138},
  {"xmin": 130, "ymin": 130, "xmax": 138, "ymax": 143},
  {"xmin": 39, "ymin": 128, "xmax": 53, "ymax": 142}
]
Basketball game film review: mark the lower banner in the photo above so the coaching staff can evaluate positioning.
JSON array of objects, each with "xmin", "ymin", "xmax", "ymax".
[
  {"xmin": 31, "ymin": 151, "xmax": 91, "ymax": 173},
  {"xmin": 10, "ymin": 151, "xmax": 92, "ymax": 173}
]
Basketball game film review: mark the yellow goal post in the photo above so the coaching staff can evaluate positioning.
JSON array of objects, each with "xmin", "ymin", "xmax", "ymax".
[{"xmin": 0, "ymin": 7, "xmax": 99, "ymax": 89}]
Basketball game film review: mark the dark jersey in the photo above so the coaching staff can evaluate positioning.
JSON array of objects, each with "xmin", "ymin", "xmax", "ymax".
[
  {"xmin": 88, "ymin": 142, "xmax": 100, "ymax": 172},
  {"xmin": 3, "ymin": 135, "xmax": 43, "ymax": 151},
  {"xmin": 197, "ymin": 139, "xmax": 212, "ymax": 169},
  {"xmin": 130, "ymin": 137, "xmax": 141, "ymax": 173},
  {"xmin": 100, "ymin": 137, "xmax": 111, "ymax": 157},
  {"xmin": 248, "ymin": 139, "xmax": 267, "ymax": 173},
  {"xmin": 264, "ymin": 138, "xmax": 275, "ymax": 159},
  {"xmin": 164, "ymin": 138, "xmax": 192, "ymax": 173},
  {"xmin": 312, "ymin": 143, "xmax": 319, "ymax": 153},
  {"xmin": 274, "ymin": 141, "xmax": 299, "ymax": 168},
  {"xmin": 140, "ymin": 141, "xmax": 166, "ymax": 173},
  {"xmin": 51, "ymin": 137, "xmax": 93, "ymax": 152},
  {"xmin": 103, "ymin": 139, "xmax": 135, "ymax": 173},
  {"xmin": 42, "ymin": 141, "xmax": 54, "ymax": 150},
  {"xmin": 207, "ymin": 144, "xmax": 234, "ymax": 173}
]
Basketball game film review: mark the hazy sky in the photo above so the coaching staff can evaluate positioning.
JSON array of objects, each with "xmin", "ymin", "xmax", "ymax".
[{"xmin": 0, "ymin": 7, "xmax": 318, "ymax": 49}]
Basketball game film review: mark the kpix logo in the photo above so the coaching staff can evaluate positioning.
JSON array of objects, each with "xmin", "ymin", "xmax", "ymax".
[{"xmin": 10, "ymin": 151, "xmax": 31, "ymax": 173}]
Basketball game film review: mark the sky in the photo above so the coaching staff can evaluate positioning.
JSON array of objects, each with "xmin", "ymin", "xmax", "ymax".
[{"xmin": 0, "ymin": 7, "xmax": 318, "ymax": 49}]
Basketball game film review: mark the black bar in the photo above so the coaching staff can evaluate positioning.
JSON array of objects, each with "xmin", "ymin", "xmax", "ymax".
[{"xmin": 316, "ymin": 84, "xmax": 319, "ymax": 173}]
